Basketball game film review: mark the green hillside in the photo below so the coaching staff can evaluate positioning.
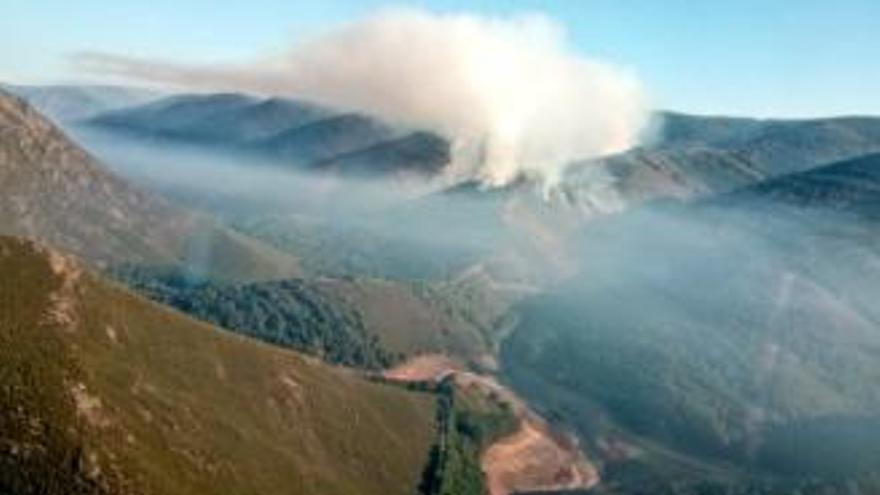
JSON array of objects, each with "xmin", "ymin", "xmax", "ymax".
[
  {"xmin": 110, "ymin": 261, "xmax": 500, "ymax": 370},
  {"xmin": 109, "ymin": 264, "xmax": 401, "ymax": 369},
  {"xmin": 0, "ymin": 236, "xmax": 436, "ymax": 495}
]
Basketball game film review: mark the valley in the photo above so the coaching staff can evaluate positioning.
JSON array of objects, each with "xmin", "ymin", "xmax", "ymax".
[{"xmin": 3, "ymin": 78, "xmax": 880, "ymax": 495}]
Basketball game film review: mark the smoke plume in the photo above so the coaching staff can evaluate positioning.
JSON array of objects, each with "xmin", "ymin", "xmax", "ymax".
[{"xmin": 79, "ymin": 9, "xmax": 650, "ymax": 187}]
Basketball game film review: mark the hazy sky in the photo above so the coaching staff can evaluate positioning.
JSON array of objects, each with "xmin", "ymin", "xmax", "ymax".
[{"xmin": 3, "ymin": 0, "xmax": 878, "ymax": 117}]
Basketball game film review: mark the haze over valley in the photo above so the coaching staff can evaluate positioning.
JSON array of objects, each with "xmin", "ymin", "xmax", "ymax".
[{"xmin": 2, "ymin": 3, "xmax": 880, "ymax": 495}]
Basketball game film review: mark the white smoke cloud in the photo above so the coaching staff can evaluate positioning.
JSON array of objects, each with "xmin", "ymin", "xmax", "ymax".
[{"xmin": 78, "ymin": 9, "xmax": 650, "ymax": 187}]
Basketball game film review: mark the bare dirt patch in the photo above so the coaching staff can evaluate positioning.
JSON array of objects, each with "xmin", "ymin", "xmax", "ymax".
[
  {"xmin": 42, "ymin": 250, "xmax": 82, "ymax": 331},
  {"xmin": 104, "ymin": 325, "xmax": 119, "ymax": 344},
  {"xmin": 456, "ymin": 370, "xmax": 599, "ymax": 495},
  {"xmin": 482, "ymin": 413, "xmax": 598, "ymax": 495},
  {"xmin": 70, "ymin": 382, "xmax": 111, "ymax": 428},
  {"xmin": 387, "ymin": 354, "xmax": 599, "ymax": 495},
  {"xmin": 383, "ymin": 354, "xmax": 465, "ymax": 382}
]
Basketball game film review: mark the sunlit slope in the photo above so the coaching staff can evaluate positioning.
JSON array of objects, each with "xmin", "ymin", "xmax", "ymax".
[
  {"xmin": 0, "ymin": 236, "xmax": 435, "ymax": 495},
  {"xmin": 111, "ymin": 264, "xmax": 500, "ymax": 370},
  {"xmin": 0, "ymin": 91, "xmax": 299, "ymax": 281}
]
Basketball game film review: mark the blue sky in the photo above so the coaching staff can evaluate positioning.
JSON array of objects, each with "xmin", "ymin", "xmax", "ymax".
[{"xmin": 3, "ymin": 0, "xmax": 879, "ymax": 117}]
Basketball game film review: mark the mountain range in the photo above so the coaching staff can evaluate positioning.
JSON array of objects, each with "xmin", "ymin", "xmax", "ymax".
[
  {"xmin": 4, "ymin": 82, "xmax": 880, "ymax": 495},
  {"xmin": 12, "ymin": 84, "xmax": 880, "ymax": 192},
  {"xmin": 81, "ymin": 92, "xmax": 450, "ymax": 178},
  {"xmin": 560, "ymin": 112, "xmax": 880, "ymax": 209}
]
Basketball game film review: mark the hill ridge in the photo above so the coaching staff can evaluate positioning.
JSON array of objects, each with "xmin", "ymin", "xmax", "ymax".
[{"xmin": 0, "ymin": 234, "xmax": 436, "ymax": 495}]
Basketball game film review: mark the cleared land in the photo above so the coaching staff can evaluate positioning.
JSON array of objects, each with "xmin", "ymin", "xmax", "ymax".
[{"xmin": 386, "ymin": 354, "xmax": 598, "ymax": 495}]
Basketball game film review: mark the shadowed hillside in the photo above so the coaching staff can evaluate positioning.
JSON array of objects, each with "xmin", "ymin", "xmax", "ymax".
[
  {"xmin": 556, "ymin": 113, "xmax": 880, "ymax": 210},
  {"xmin": 726, "ymin": 152, "xmax": 880, "ymax": 212},
  {"xmin": 502, "ymin": 153, "xmax": 880, "ymax": 494}
]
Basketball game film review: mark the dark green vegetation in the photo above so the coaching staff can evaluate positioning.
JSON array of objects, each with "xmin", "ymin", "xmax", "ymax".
[
  {"xmin": 110, "ymin": 261, "xmax": 502, "ymax": 368},
  {"xmin": 110, "ymin": 264, "xmax": 399, "ymax": 369},
  {"xmin": 0, "ymin": 236, "xmax": 436, "ymax": 495},
  {"xmin": 418, "ymin": 379, "xmax": 517, "ymax": 495},
  {"xmin": 0, "ymin": 91, "xmax": 300, "ymax": 282},
  {"xmin": 204, "ymin": 211, "xmax": 510, "ymax": 364},
  {"xmin": 503, "ymin": 154, "xmax": 880, "ymax": 494}
]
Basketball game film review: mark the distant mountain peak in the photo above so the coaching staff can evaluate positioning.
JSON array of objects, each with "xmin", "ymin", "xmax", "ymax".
[{"xmin": 1, "ymin": 82, "xmax": 162, "ymax": 122}]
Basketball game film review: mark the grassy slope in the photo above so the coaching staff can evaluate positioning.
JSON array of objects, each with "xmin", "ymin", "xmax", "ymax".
[
  {"xmin": 314, "ymin": 278, "xmax": 491, "ymax": 362},
  {"xmin": 109, "ymin": 265, "xmax": 400, "ymax": 370},
  {"xmin": 225, "ymin": 214, "xmax": 498, "ymax": 363},
  {"xmin": 0, "ymin": 236, "xmax": 435, "ymax": 495}
]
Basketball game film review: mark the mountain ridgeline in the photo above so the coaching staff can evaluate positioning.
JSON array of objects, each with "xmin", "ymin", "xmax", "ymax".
[
  {"xmin": 4, "ymin": 82, "xmax": 880, "ymax": 495},
  {"xmin": 0, "ymin": 236, "xmax": 436, "ymax": 495},
  {"xmin": 1, "ymin": 83, "xmax": 161, "ymax": 122},
  {"xmin": 0, "ymin": 90, "xmax": 299, "ymax": 281},
  {"xmin": 83, "ymin": 92, "xmax": 451, "ymax": 178},
  {"xmin": 559, "ymin": 112, "xmax": 880, "ymax": 210}
]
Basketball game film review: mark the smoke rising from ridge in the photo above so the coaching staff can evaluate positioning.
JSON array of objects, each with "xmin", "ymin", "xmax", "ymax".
[{"xmin": 79, "ymin": 9, "xmax": 650, "ymax": 187}]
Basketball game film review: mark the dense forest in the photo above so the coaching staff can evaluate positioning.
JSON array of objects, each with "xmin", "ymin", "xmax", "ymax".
[{"xmin": 111, "ymin": 265, "xmax": 400, "ymax": 369}]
